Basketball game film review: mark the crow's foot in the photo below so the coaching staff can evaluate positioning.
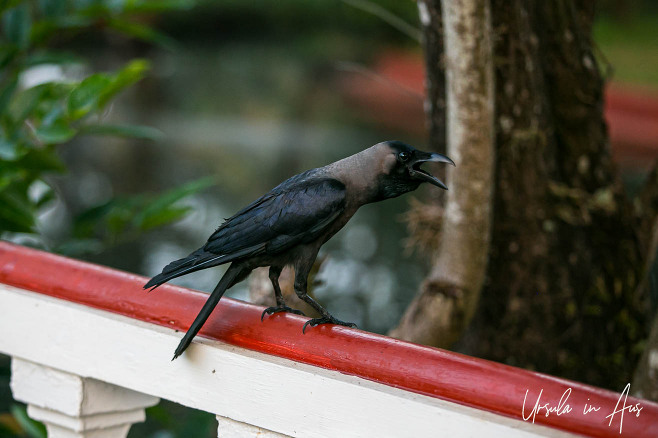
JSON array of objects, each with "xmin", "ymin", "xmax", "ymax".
[
  {"xmin": 261, "ymin": 305, "xmax": 305, "ymax": 321},
  {"xmin": 302, "ymin": 316, "xmax": 357, "ymax": 334}
]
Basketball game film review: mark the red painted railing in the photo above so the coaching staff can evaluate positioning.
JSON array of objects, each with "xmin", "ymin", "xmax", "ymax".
[{"xmin": 0, "ymin": 240, "xmax": 657, "ymax": 437}]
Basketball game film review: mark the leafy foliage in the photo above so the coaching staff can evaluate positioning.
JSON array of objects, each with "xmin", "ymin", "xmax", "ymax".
[
  {"xmin": 0, "ymin": 2, "xmax": 218, "ymax": 436},
  {"xmin": 0, "ymin": 0, "xmax": 203, "ymax": 253},
  {"xmin": 63, "ymin": 177, "xmax": 215, "ymax": 255},
  {"xmin": 8, "ymin": 405, "xmax": 45, "ymax": 438}
]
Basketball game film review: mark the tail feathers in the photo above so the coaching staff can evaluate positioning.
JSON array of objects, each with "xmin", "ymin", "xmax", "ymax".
[
  {"xmin": 172, "ymin": 264, "xmax": 243, "ymax": 359},
  {"xmin": 143, "ymin": 249, "xmax": 221, "ymax": 290}
]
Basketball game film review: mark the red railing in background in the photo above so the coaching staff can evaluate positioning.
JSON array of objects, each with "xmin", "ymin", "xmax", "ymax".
[
  {"xmin": 1, "ymin": 240, "xmax": 657, "ymax": 437},
  {"xmin": 337, "ymin": 51, "xmax": 658, "ymax": 170}
]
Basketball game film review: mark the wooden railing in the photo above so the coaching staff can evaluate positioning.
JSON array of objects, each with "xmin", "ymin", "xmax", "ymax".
[{"xmin": 0, "ymin": 240, "xmax": 656, "ymax": 437}]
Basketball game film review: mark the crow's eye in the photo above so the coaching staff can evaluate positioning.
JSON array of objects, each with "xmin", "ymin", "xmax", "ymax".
[{"xmin": 398, "ymin": 151, "xmax": 411, "ymax": 162}]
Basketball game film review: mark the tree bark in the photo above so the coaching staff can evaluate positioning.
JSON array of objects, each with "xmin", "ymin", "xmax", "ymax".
[
  {"xmin": 390, "ymin": 0, "xmax": 494, "ymax": 347},
  {"xmin": 633, "ymin": 314, "xmax": 658, "ymax": 401},
  {"xmin": 632, "ymin": 166, "xmax": 658, "ymax": 401},
  {"xmin": 462, "ymin": 0, "xmax": 653, "ymax": 390},
  {"xmin": 395, "ymin": 0, "xmax": 656, "ymax": 391}
]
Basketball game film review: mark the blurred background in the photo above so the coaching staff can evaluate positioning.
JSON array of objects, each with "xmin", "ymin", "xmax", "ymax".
[{"xmin": 1, "ymin": 0, "xmax": 658, "ymax": 436}]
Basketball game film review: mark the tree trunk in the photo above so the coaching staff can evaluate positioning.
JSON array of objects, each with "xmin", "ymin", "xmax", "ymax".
[
  {"xmin": 395, "ymin": 0, "xmax": 656, "ymax": 391},
  {"xmin": 632, "ymin": 166, "xmax": 658, "ymax": 401},
  {"xmin": 633, "ymin": 313, "xmax": 658, "ymax": 401},
  {"xmin": 390, "ymin": 0, "xmax": 494, "ymax": 347}
]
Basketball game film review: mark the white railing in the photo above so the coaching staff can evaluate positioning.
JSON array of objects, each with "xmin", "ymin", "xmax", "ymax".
[
  {"xmin": 0, "ymin": 241, "xmax": 656, "ymax": 438},
  {"xmin": 0, "ymin": 284, "xmax": 563, "ymax": 438}
]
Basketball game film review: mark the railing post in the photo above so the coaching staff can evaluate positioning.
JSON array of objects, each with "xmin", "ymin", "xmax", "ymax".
[
  {"xmin": 10, "ymin": 358, "xmax": 159, "ymax": 438},
  {"xmin": 216, "ymin": 415, "xmax": 289, "ymax": 437}
]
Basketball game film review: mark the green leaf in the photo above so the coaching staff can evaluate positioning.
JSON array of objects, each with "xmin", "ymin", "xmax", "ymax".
[
  {"xmin": 0, "ymin": 188, "xmax": 35, "ymax": 233},
  {"xmin": 25, "ymin": 50, "xmax": 82, "ymax": 67},
  {"xmin": 107, "ymin": 19, "xmax": 179, "ymax": 50},
  {"xmin": 67, "ymin": 61, "xmax": 150, "ymax": 120},
  {"xmin": 40, "ymin": 103, "xmax": 65, "ymax": 127},
  {"xmin": 138, "ymin": 205, "xmax": 189, "ymax": 231},
  {"xmin": 3, "ymin": 3, "xmax": 32, "ymax": 49},
  {"xmin": 97, "ymin": 59, "xmax": 150, "ymax": 108},
  {"xmin": 31, "ymin": 181, "xmax": 54, "ymax": 207},
  {"xmin": 35, "ymin": 119, "xmax": 76, "ymax": 144},
  {"xmin": 76, "ymin": 0, "xmax": 121, "ymax": 15},
  {"xmin": 54, "ymin": 238, "xmax": 104, "ymax": 257},
  {"xmin": 0, "ymin": 165, "xmax": 22, "ymax": 191},
  {"xmin": 133, "ymin": 177, "xmax": 215, "ymax": 230},
  {"xmin": 67, "ymin": 73, "xmax": 112, "ymax": 120},
  {"xmin": 106, "ymin": 203, "xmax": 135, "ymax": 235},
  {"xmin": 30, "ymin": 16, "xmax": 94, "ymax": 44},
  {"xmin": 80, "ymin": 123, "xmax": 163, "ymax": 141},
  {"xmin": 18, "ymin": 147, "xmax": 66, "ymax": 173},
  {"xmin": 114, "ymin": 59, "xmax": 150, "ymax": 88},
  {"xmin": 0, "ymin": 139, "xmax": 19, "ymax": 160},
  {"xmin": 10, "ymin": 405, "xmax": 46, "ymax": 438},
  {"xmin": 38, "ymin": 0, "xmax": 68, "ymax": 17},
  {"xmin": 123, "ymin": 0, "xmax": 195, "ymax": 13},
  {"xmin": 0, "ymin": 0, "xmax": 24, "ymax": 14},
  {"xmin": 72, "ymin": 201, "xmax": 116, "ymax": 238},
  {"xmin": 0, "ymin": 43, "xmax": 19, "ymax": 69},
  {"xmin": 0, "ymin": 75, "xmax": 18, "ymax": 114},
  {"xmin": 70, "ymin": 180, "xmax": 212, "ymax": 248},
  {"xmin": 10, "ymin": 84, "xmax": 48, "ymax": 122}
]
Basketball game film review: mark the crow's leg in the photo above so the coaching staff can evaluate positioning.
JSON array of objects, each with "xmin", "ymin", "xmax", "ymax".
[
  {"xmin": 261, "ymin": 265, "xmax": 305, "ymax": 321},
  {"xmin": 292, "ymin": 256, "xmax": 357, "ymax": 333}
]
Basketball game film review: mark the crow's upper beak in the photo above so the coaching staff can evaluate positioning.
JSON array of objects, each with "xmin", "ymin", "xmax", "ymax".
[{"xmin": 408, "ymin": 151, "xmax": 455, "ymax": 190}]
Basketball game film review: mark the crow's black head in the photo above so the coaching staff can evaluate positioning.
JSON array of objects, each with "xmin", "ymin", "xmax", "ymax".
[{"xmin": 375, "ymin": 140, "xmax": 455, "ymax": 200}]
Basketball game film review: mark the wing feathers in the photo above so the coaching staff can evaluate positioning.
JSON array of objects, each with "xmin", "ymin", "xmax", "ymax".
[
  {"xmin": 144, "ymin": 175, "xmax": 346, "ymax": 289},
  {"xmin": 204, "ymin": 177, "xmax": 345, "ymax": 256}
]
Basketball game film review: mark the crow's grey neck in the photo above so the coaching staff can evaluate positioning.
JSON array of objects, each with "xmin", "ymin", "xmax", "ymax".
[{"xmin": 323, "ymin": 145, "xmax": 385, "ymax": 205}]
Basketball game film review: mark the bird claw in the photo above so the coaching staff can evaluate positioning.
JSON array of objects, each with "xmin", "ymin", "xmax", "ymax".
[
  {"xmin": 261, "ymin": 305, "xmax": 306, "ymax": 321},
  {"xmin": 302, "ymin": 316, "xmax": 358, "ymax": 334}
]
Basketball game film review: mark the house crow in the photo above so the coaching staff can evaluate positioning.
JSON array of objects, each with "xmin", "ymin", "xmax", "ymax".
[{"xmin": 144, "ymin": 140, "xmax": 454, "ymax": 360}]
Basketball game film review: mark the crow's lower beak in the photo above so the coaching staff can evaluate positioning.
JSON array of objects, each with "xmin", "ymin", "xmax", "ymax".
[{"xmin": 409, "ymin": 152, "xmax": 455, "ymax": 190}]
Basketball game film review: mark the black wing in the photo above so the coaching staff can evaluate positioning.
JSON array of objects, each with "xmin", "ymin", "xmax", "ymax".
[
  {"xmin": 144, "ymin": 174, "xmax": 345, "ymax": 290},
  {"xmin": 204, "ymin": 176, "xmax": 346, "ymax": 256}
]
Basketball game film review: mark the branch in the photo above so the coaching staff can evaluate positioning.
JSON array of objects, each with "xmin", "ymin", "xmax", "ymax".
[
  {"xmin": 390, "ymin": 0, "xmax": 494, "ymax": 347},
  {"xmin": 341, "ymin": 0, "xmax": 422, "ymax": 42}
]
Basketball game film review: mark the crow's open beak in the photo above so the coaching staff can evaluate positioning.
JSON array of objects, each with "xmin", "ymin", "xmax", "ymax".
[{"xmin": 408, "ymin": 151, "xmax": 455, "ymax": 190}]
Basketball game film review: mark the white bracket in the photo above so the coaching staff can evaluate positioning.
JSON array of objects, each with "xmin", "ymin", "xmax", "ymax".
[{"xmin": 10, "ymin": 358, "xmax": 159, "ymax": 438}]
